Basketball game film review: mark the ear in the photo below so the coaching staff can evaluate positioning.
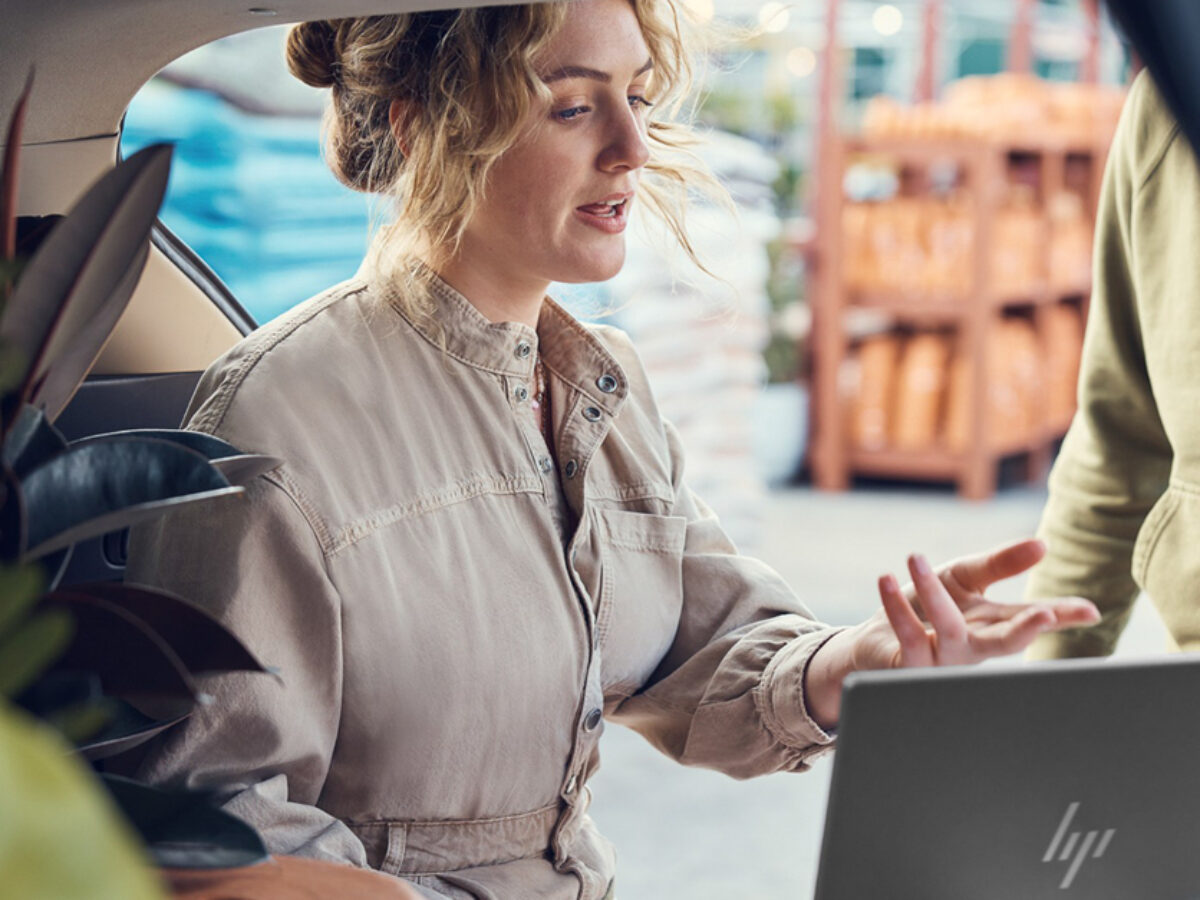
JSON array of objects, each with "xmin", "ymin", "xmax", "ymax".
[{"xmin": 389, "ymin": 98, "xmax": 413, "ymax": 157}]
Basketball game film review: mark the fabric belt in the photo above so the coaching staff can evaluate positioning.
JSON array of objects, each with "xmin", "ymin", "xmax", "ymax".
[{"xmin": 349, "ymin": 803, "xmax": 561, "ymax": 876}]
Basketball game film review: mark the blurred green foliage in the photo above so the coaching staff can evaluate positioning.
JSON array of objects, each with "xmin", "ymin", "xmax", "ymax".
[{"xmin": 0, "ymin": 704, "xmax": 166, "ymax": 900}]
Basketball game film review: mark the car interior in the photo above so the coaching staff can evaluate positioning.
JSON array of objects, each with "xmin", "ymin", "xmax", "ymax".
[{"xmin": 1, "ymin": 0, "xmax": 514, "ymax": 585}]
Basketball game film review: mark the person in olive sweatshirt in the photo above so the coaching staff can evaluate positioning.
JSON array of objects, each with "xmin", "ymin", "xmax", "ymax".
[{"xmin": 1027, "ymin": 70, "xmax": 1200, "ymax": 658}]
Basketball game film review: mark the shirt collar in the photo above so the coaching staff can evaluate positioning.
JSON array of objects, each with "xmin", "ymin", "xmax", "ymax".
[{"xmin": 364, "ymin": 259, "xmax": 628, "ymax": 415}]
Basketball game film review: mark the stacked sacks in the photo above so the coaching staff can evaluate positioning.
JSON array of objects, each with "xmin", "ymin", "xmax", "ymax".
[
  {"xmin": 603, "ymin": 131, "xmax": 781, "ymax": 551},
  {"xmin": 861, "ymin": 73, "xmax": 1125, "ymax": 145},
  {"xmin": 848, "ymin": 308, "xmax": 1084, "ymax": 455},
  {"xmin": 843, "ymin": 187, "xmax": 1089, "ymax": 302}
]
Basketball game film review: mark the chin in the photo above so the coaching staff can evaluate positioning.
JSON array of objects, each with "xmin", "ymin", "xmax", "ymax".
[{"xmin": 558, "ymin": 251, "xmax": 627, "ymax": 285}]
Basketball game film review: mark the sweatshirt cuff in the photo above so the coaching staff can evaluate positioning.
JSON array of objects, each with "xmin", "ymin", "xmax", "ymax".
[{"xmin": 758, "ymin": 626, "xmax": 847, "ymax": 750}]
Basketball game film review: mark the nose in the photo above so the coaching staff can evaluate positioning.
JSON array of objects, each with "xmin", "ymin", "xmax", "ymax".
[{"xmin": 598, "ymin": 104, "xmax": 650, "ymax": 173}]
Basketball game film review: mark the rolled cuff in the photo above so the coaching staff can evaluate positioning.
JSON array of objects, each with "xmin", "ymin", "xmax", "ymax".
[{"xmin": 757, "ymin": 627, "xmax": 847, "ymax": 751}]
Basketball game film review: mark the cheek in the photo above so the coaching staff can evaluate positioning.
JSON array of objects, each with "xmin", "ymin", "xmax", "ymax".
[{"xmin": 490, "ymin": 145, "xmax": 579, "ymax": 222}]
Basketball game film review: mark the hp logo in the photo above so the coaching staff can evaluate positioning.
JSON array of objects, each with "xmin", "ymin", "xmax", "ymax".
[{"xmin": 1043, "ymin": 802, "xmax": 1116, "ymax": 889}]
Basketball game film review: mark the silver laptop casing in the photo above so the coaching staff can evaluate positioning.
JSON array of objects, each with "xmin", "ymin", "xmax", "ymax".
[{"xmin": 814, "ymin": 655, "xmax": 1200, "ymax": 899}]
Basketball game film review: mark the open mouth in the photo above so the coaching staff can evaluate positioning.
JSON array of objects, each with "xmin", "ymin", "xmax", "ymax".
[
  {"xmin": 577, "ymin": 198, "xmax": 628, "ymax": 218},
  {"xmin": 575, "ymin": 194, "xmax": 633, "ymax": 233}
]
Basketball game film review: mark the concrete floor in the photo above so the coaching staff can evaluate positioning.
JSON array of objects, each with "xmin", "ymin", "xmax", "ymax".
[{"xmin": 587, "ymin": 483, "xmax": 1169, "ymax": 900}]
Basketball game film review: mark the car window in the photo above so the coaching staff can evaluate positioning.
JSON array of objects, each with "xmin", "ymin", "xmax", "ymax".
[{"xmin": 120, "ymin": 27, "xmax": 373, "ymax": 326}]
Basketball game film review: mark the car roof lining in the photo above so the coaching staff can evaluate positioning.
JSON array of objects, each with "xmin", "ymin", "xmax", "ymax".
[
  {"xmin": 1, "ymin": 0, "xmax": 533, "ymax": 376},
  {"xmin": 2, "ymin": 0, "xmax": 527, "ymax": 147}
]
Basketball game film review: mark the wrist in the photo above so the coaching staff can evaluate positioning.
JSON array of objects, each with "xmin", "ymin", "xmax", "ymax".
[{"xmin": 802, "ymin": 626, "xmax": 863, "ymax": 732}]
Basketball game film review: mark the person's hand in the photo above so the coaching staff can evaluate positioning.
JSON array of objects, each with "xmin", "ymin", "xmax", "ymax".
[{"xmin": 803, "ymin": 538, "xmax": 1099, "ymax": 731}]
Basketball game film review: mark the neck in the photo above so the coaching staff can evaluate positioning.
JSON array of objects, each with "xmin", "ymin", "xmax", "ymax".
[{"xmin": 423, "ymin": 246, "xmax": 548, "ymax": 330}]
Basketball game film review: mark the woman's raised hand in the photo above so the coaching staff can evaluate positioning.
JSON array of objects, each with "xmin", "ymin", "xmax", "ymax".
[{"xmin": 803, "ymin": 538, "xmax": 1100, "ymax": 730}]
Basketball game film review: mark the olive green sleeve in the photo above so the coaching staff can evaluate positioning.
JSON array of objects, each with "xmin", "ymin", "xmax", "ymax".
[{"xmin": 1026, "ymin": 72, "xmax": 1175, "ymax": 658}]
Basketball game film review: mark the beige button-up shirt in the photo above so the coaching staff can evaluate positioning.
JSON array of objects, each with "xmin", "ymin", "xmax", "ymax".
[{"xmin": 127, "ymin": 266, "xmax": 838, "ymax": 899}]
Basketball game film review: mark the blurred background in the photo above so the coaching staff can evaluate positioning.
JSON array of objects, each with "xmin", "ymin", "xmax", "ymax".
[{"xmin": 119, "ymin": 2, "xmax": 1165, "ymax": 896}]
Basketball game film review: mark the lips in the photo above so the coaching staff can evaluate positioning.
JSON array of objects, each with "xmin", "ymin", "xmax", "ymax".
[
  {"xmin": 575, "ymin": 193, "xmax": 633, "ymax": 233},
  {"xmin": 577, "ymin": 199, "xmax": 626, "ymax": 217}
]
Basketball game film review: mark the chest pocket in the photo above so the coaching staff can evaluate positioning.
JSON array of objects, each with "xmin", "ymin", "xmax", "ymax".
[{"xmin": 582, "ymin": 507, "xmax": 687, "ymax": 697}]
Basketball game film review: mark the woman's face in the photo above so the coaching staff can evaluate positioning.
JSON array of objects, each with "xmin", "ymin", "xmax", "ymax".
[{"xmin": 455, "ymin": 0, "xmax": 653, "ymax": 293}]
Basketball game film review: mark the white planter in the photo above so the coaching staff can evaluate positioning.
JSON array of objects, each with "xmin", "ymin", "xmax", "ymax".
[{"xmin": 753, "ymin": 382, "xmax": 809, "ymax": 487}]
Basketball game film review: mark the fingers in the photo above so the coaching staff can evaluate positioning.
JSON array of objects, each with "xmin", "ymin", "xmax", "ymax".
[
  {"xmin": 1039, "ymin": 597, "xmax": 1101, "ymax": 629},
  {"xmin": 948, "ymin": 538, "xmax": 1046, "ymax": 594},
  {"xmin": 908, "ymin": 554, "xmax": 971, "ymax": 663},
  {"xmin": 968, "ymin": 606, "xmax": 1056, "ymax": 657},
  {"xmin": 878, "ymin": 574, "xmax": 932, "ymax": 668}
]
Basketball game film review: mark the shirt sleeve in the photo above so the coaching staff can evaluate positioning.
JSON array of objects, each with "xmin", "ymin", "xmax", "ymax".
[
  {"xmin": 607, "ymin": 421, "xmax": 842, "ymax": 779},
  {"xmin": 1024, "ymin": 71, "xmax": 1174, "ymax": 659},
  {"xmin": 123, "ymin": 472, "xmax": 374, "ymax": 868}
]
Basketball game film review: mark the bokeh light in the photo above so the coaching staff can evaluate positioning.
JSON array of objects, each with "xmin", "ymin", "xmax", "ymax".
[
  {"xmin": 758, "ymin": 2, "xmax": 790, "ymax": 34},
  {"xmin": 872, "ymin": 4, "xmax": 904, "ymax": 36},
  {"xmin": 680, "ymin": 0, "xmax": 715, "ymax": 24},
  {"xmin": 786, "ymin": 46, "xmax": 817, "ymax": 79}
]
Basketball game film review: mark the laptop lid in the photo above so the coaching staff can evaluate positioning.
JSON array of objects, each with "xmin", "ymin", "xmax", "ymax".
[{"xmin": 813, "ymin": 655, "xmax": 1200, "ymax": 900}]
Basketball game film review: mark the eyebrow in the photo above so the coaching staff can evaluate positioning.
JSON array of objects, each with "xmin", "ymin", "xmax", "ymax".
[{"xmin": 541, "ymin": 58, "xmax": 654, "ymax": 84}]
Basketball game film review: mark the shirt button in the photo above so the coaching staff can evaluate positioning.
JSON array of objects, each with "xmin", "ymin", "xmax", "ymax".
[
  {"xmin": 539, "ymin": 456, "xmax": 554, "ymax": 474},
  {"xmin": 583, "ymin": 708, "xmax": 602, "ymax": 732},
  {"xmin": 515, "ymin": 341, "xmax": 533, "ymax": 359},
  {"xmin": 596, "ymin": 374, "xmax": 618, "ymax": 393},
  {"xmin": 564, "ymin": 459, "xmax": 578, "ymax": 479},
  {"xmin": 514, "ymin": 385, "xmax": 529, "ymax": 402},
  {"xmin": 582, "ymin": 406, "xmax": 602, "ymax": 422},
  {"xmin": 565, "ymin": 775, "xmax": 578, "ymax": 795}
]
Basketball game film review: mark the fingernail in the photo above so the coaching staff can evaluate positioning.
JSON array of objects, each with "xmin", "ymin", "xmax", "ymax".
[
  {"xmin": 878, "ymin": 573, "xmax": 898, "ymax": 593},
  {"xmin": 910, "ymin": 554, "xmax": 932, "ymax": 576}
]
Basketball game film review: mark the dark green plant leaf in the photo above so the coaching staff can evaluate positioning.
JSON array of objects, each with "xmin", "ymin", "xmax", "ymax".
[
  {"xmin": 70, "ymin": 582, "xmax": 271, "ymax": 678},
  {"xmin": 210, "ymin": 454, "xmax": 283, "ymax": 486},
  {"xmin": 18, "ymin": 666, "xmax": 103, "ymax": 713},
  {"xmin": 1, "ymin": 68, "xmax": 34, "ymax": 264},
  {"xmin": 0, "ymin": 143, "xmax": 172, "ymax": 431},
  {"xmin": 39, "ymin": 544, "xmax": 72, "ymax": 592},
  {"xmin": 72, "ymin": 430, "xmax": 281, "ymax": 485},
  {"xmin": 0, "ymin": 464, "xmax": 24, "ymax": 562},
  {"xmin": 43, "ymin": 591, "xmax": 197, "ymax": 704},
  {"xmin": 100, "ymin": 774, "xmax": 269, "ymax": 870},
  {"xmin": 30, "ymin": 239, "xmax": 149, "ymax": 421},
  {"xmin": 0, "ymin": 607, "xmax": 72, "ymax": 698},
  {"xmin": 16, "ymin": 668, "xmax": 115, "ymax": 744},
  {"xmin": 73, "ymin": 428, "xmax": 241, "ymax": 462},
  {"xmin": 19, "ymin": 436, "xmax": 241, "ymax": 560},
  {"xmin": 0, "ymin": 561, "xmax": 44, "ymax": 636},
  {"xmin": 2, "ymin": 404, "xmax": 67, "ymax": 478},
  {"xmin": 79, "ymin": 698, "xmax": 189, "ymax": 761},
  {"xmin": 44, "ymin": 699, "xmax": 115, "ymax": 745},
  {"xmin": 0, "ymin": 334, "xmax": 27, "ymax": 404}
]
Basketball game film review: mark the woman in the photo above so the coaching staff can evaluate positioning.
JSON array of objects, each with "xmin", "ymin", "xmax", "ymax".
[{"xmin": 127, "ymin": 2, "xmax": 1098, "ymax": 898}]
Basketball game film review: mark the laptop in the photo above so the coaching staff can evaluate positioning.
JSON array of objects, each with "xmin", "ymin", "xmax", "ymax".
[{"xmin": 813, "ymin": 655, "xmax": 1200, "ymax": 899}]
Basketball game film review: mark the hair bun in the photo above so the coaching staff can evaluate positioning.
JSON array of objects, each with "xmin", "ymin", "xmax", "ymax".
[{"xmin": 286, "ymin": 21, "xmax": 340, "ymax": 88}]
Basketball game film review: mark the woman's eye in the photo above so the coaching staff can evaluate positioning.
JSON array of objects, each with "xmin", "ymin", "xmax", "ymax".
[
  {"xmin": 553, "ymin": 106, "xmax": 589, "ymax": 122},
  {"xmin": 628, "ymin": 94, "xmax": 654, "ymax": 111}
]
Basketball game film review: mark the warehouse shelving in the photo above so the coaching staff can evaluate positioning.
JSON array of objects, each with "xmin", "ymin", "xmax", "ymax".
[{"xmin": 809, "ymin": 133, "xmax": 1106, "ymax": 499}]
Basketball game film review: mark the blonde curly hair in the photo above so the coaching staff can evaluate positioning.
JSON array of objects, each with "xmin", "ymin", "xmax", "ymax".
[{"xmin": 287, "ymin": 1, "xmax": 715, "ymax": 313}]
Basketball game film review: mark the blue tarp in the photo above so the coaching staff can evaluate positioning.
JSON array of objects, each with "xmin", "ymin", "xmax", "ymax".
[{"xmin": 122, "ymin": 81, "xmax": 373, "ymax": 325}]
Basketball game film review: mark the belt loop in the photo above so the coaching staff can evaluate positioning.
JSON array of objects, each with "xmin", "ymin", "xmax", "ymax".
[{"xmin": 384, "ymin": 823, "xmax": 408, "ymax": 874}]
